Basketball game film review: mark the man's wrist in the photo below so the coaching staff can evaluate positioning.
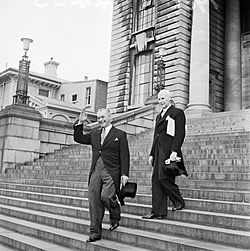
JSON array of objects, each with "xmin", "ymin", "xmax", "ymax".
[{"xmin": 75, "ymin": 121, "xmax": 83, "ymax": 126}]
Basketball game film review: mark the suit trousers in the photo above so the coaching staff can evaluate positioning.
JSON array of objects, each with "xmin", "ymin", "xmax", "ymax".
[
  {"xmin": 88, "ymin": 158, "xmax": 120, "ymax": 238},
  {"xmin": 152, "ymin": 166, "xmax": 184, "ymax": 216}
]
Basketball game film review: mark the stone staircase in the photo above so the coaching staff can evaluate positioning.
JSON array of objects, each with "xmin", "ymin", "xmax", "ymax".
[{"xmin": 0, "ymin": 111, "xmax": 249, "ymax": 250}]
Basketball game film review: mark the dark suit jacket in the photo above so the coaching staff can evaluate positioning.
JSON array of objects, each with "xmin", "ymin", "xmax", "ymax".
[
  {"xmin": 150, "ymin": 105, "xmax": 188, "ymax": 176},
  {"xmin": 73, "ymin": 122, "xmax": 130, "ymax": 204}
]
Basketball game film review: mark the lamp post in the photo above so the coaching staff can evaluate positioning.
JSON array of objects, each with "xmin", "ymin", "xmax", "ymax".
[
  {"xmin": 154, "ymin": 47, "xmax": 166, "ymax": 93},
  {"xmin": 13, "ymin": 38, "xmax": 33, "ymax": 105}
]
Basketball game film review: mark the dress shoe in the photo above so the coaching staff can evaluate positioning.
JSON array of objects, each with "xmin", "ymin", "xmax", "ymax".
[
  {"xmin": 172, "ymin": 205, "xmax": 184, "ymax": 211},
  {"xmin": 142, "ymin": 213, "xmax": 166, "ymax": 219},
  {"xmin": 86, "ymin": 237, "xmax": 101, "ymax": 242},
  {"xmin": 109, "ymin": 222, "xmax": 119, "ymax": 231}
]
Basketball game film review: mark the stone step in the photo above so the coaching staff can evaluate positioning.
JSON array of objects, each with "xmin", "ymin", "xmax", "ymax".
[
  {"xmin": 0, "ymin": 215, "xmax": 151, "ymax": 251},
  {"xmin": 6, "ymin": 168, "xmax": 250, "ymax": 182},
  {"xmin": 0, "ymin": 186, "xmax": 249, "ymax": 232},
  {"xmin": 0, "ymin": 177, "xmax": 86, "ymax": 189},
  {"xmin": 176, "ymin": 178, "xmax": 250, "ymax": 191},
  {"xmin": 17, "ymin": 152, "xmax": 250, "ymax": 164},
  {"xmin": 0, "ymin": 181, "xmax": 248, "ymax": 203},
  {"xmin": 6, "ymin": 168, "xmax": 90, "ymax": 176},
  {"xmin": 125, "ymin": 193, "xmax": 250, "ymax": 216},
  {"xmin": 1, "ymin": 176, "xmax": 249, "ymax": 202},
  {"xmin": 181, "ymin": 187, "xmax": 250, "ymax": 203},
  {"xmin": 130, "ymin": 134, "xmax": 250, "ymax": 145},
  {"xmin": 0, "ymin": 206, "xmax": 248, "ymax": 250},
  {"xmin": 2, "ymin": 172, "xmax": 250, "ymax": 191},
  {"xmin": 1, "ymin": 173, "xmax": 89, "ymax": 182},
  {"xmin": 10, "ymin": 164, "xmax": 250, "ymax": 177},
  {"xmin": 132, "ymin": 178, "xmax": 250, "ymax": 191},
  {"xmin": 185, "ymin": 165, "xmax": 250, "ymax": 173},
  {"xmin": 0, "ymin": 241, "xmax": 18, "ymax": 251},
  {"xmin": 129, "ymin": 171, "xmax": 250, "ymax": 181},
  {"xmin": 0, "ymin": 227, "xmax": 72, "ymax": 251},
  {"xmin": 184, "ymin": 172, "xmax": 250, "ymax": 181},
  {"xmin": 0, "ymin": 186, "xmax": 249, "ymax": 222},
  {"xmin": 0, "ymin": 176, "xmax": 249, "ymax": 207},
  {"xmin": 34, "ymin": 147, "xmax": 250, "ymax": 161},
  {"xmin": 0, "ymin": 182, "xmax": 85, "ymax": 198},
  {"xmin": 21, "ymin": 133, "xmax": 250, "ymax": 157}
]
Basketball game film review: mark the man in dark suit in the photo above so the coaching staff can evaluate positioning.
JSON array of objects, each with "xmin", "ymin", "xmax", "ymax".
[
  {"xmin": 73, "ymin": 108, "xmax": 130, "ymax": 242},
  {"xmin": 142, "ymin": 89, "xmax": 188, "ymax": 219}
]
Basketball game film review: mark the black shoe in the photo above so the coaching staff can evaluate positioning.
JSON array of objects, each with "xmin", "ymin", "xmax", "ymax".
[
  {"xmin": 142, "ymin": 213, "xmax": 166, "ymax": 219},
  {"xmin": 109, "ymin": 221, "xmax": 119, "ymax": 231},
  {"xmin": 86, "ymin": 237, "xmax": 101, "ymax": 242},
  {"xmin": 172, "ymin": 205, "xmax": 184, "ymax": 211}
]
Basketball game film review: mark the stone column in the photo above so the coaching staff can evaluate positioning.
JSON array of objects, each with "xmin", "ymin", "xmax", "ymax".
[
  {"xmin": 0, "ymin": 104, "xmax": 41, "ymax": 173},
  {"xmin": 186, "ymin": 0, "xmax": 211, "ymax": 115},
  {"xmin": 224, "ymin": 0, "xmax": 242, "ymax": 111}
]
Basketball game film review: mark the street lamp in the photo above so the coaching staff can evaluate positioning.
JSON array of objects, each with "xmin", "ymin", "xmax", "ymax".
[
  {"xmin": 154, "ymin": 47, "xmax": 166, "ymax": 93},
  {"xmin": 13, "ymin": 38, "xmax": 33, "ymax": 105}
]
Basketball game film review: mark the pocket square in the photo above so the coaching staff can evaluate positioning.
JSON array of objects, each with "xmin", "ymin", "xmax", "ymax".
[{"xmin": 114, "ymin": 138, "xmax": 118, "ymax": 141}]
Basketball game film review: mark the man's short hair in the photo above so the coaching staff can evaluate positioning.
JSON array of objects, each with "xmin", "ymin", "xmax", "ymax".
[
  {"xmin": 97, "ymin": 108, "xmax": 112, "ymax": 116},
  {"xmin": 158, "ymin": 89, "xmax": 172, "ymax": 99}
]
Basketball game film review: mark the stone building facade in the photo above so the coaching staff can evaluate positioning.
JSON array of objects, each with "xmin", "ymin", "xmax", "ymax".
[
  {"xmin": 0, "ymin": 59, "xmax": 107, "ymax": 122},
  {"xmin": 107, "ymin": 0, "xmax": 250, "ymax": 114}
]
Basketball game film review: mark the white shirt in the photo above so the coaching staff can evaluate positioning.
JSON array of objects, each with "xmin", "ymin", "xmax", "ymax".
[
  {"xmin": 161, "ymin": 104, "xmax": 172, "ymax": 117},
  {"xmin": 103, "ymin": 124, "xmax": 112, "ymax": 136}
]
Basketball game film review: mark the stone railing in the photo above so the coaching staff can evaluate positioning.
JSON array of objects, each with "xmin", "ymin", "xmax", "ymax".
[
  {"xmin": 186, "ymin": 109, "xmax": 250, "ymax": 135},
  {"xmin": 39, "ymin": 118, "xmax": 75, "ymax": 157},
  {"xmin": 84, "ymin": 105, "xmax": 155, "ymax": 135}
]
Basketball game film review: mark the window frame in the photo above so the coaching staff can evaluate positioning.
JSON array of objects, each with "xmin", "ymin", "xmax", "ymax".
[
  {"xmin": 38, "ymin": 88, "xmax": 49, "ymax": 97},
  {"xmin": 85, "ymin": 86, "xmax": 91, "ymax": 106},
  {"xmin": 60, "ymin": 94, "xmax": 65, "ymax": 102},
  {"xmin": 72, "ymin": 93, "xmax": 78, "ymax": 103},
  {"xmin": 130, "ymin": 50, "xmax": 154, "ymax": 106},
  {"xmin": 133, "ymin": 0, "xmax": 155, "ymax": 33}
]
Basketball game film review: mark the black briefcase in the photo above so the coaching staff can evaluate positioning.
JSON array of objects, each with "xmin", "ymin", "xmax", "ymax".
[
  {"xmin": 164, "ymin": 161, "xmax": 185, "ymax": 176},
  {"xmin": 120, "ymin": 182, "xmax": 137, "ymax": 198}
]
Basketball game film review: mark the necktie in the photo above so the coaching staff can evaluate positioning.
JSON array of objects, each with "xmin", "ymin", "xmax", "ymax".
[
  {"xmin": 161, "ymin": 110, "xmax": 166, "ymax": 117},
  {"xmin": 101, "ymin": 128, "xmax": 106, "ymax": 145}
]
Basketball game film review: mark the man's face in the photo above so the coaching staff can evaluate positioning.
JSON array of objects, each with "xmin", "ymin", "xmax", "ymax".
[
  {"xmin": 158, "ymin": 91, "xmax": 171, "ymax": 109},
  {"xmin": 97, "ymin": 110, "xmax": 112, "ymax": 128}
]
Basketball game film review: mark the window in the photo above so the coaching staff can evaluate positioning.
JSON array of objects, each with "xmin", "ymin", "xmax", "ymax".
[
  {"xmin": 135, "ymin": 0, "xmax": 155, "ymax": 32},
  {"xmin": 129, "ymin": 0, "xmax": 155, "ymax": 106},
  {"xmin": 132, "ymin": 52, "xmax": 153, "ymax": 105},
  {"xmin": 60, "ymin": 94, "xmax": 65, "ymax": 101},
  {"xmin": 85, "ymin": 87, "xmax": 91, "ymax": 105},
  {"xmin": 38, "ymin": 89, "xmax": 49, "ymax": 97},
  {"xmin": 72, "ymin": 94, "xmax": 77, "ymax": 102}
]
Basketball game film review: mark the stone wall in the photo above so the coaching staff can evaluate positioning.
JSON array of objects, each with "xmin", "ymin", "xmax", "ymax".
[
  {"xmin": 155, "ymin": 0, "xmax": 192, "ymax": 109},
  {"xmin": 0, "ymin": 104, "xmax": 75, "ymax": 172},
  {"xmin": 107, "ymin": 0, "xmax": 133, "ymax": 113},
  {"xmin": 0, "ymin": 105, "xmax": 41, "ymax": 172},
  {"xmin": 39, "ymin": 118, "xmax": 75, "ymax": 157}
]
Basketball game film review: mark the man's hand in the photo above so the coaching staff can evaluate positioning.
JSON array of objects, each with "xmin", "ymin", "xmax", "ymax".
[
  {"xmin": 148, "ymin": 156, "xmax": 153, "ymax": 166},
  {"xmin": 77, "ymin": 108, "xmax": 88, "ymax": 125},
  {"xmin": 121, "ymin": 175, "xmax": 129, "ymax": 187},
  {"xmin": 170, "ymin": 151, "xmax": 177, "ymax": 161}
]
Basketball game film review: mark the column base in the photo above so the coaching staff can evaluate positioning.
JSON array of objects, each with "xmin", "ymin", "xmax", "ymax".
[{"xmin": 185, "ymin": 103, "xmax": 212, "ymax": 117}]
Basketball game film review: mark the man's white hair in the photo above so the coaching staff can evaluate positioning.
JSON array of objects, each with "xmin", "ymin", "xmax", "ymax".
[
  {"xmin": 158, "ymin": 89, "xmax": 172, "ymax": 99},
  {"xmin": 97, "ymin": 108, "xmax": 112, "ymax": 117}
]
